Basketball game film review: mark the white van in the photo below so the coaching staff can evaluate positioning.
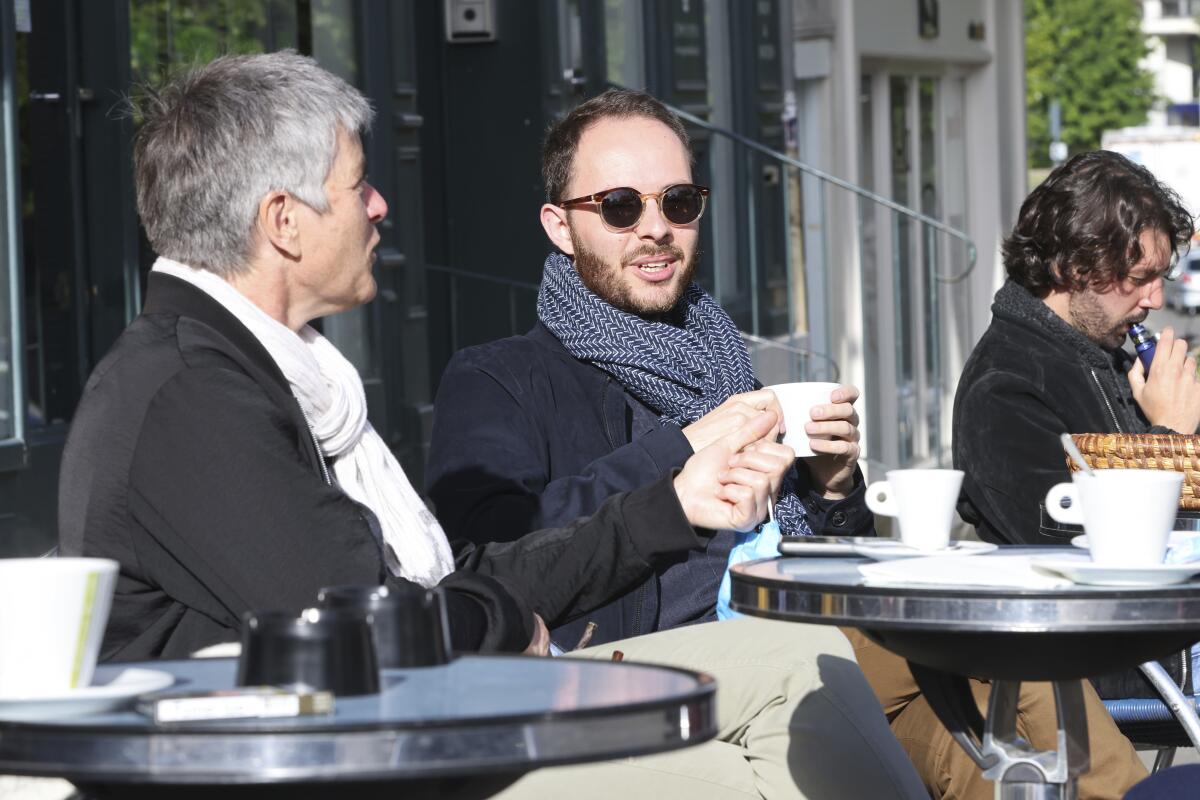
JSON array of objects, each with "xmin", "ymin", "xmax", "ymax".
[{"xmin": 1165, "ymin": 252, "xmax": 1200, "ymax": 312}]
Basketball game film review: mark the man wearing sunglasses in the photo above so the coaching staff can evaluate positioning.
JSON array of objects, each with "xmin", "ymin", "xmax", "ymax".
[
  {"xmin": 423, "ymin": 89, "xmax": 916, "ymax": 796},
  {"xmin": 427, "ymin": 88, "xmax": 869, "ymax": 652}
]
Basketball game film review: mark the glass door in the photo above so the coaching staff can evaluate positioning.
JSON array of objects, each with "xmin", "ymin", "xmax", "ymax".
[{"xmin": 862, "ymin": 68, "xmax": 957, "ymax": 470}]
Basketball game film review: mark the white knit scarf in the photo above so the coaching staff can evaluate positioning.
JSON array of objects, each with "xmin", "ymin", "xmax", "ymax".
[{"xmin": 152, "ymin": 257, "xmax": 456, "ymax": 587}]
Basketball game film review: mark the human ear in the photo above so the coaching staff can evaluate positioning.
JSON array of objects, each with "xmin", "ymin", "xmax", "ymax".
[
  {"xmin": 539, "ymin": 203, "xmax": 575, "ymax": 255},
  {"xmin": 257, "ymin": 191, "xmax": 301, "ymax": 259}
]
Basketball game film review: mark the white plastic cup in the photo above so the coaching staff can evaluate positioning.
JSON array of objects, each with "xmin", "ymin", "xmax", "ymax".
[
  {"xmin": 0, "ymin": 558, "xmax": 118, "ymax": 697},
  {"xmin": 766, "ymin": 382, "xmax": 840, "ymax": 458},
  {"xmin": 1044, "ymin": 470, "xmax": 1182, "ymax": 566},
  {"xmin": 865, "ymin": 469, "xmax": 965, "ymax": 550}
]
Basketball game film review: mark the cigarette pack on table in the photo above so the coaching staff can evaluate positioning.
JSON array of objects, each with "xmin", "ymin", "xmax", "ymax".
[{"xmin": 137, "ymin": 687, "xmax": 335, "ymax": 723}]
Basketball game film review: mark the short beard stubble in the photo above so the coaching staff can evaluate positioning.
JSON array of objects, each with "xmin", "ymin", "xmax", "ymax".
[{"xmin": 568, "ymin": 229, "xmax": 698, "ymax": 317}]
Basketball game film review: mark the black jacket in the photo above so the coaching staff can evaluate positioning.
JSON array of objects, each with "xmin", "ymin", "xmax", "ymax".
[
  {"xmin": 953, "ymin": 280, "xmax": 1190, "ymax": 696},
  {"xmin": 427, "ymin": 321, "xmax": 872, "ymax": 649},
  {"xmin": 58, "ymin": 275, "xmax": 709, "ymax": 661},
  {"xmin": 954, "ymin": 281, "xmax": 1171, "ymax": 545}
]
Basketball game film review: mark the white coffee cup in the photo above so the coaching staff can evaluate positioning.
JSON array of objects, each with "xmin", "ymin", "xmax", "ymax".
[
  {"xmin": 766, "ymin": 382, "xmax": 840, "ymax": 458},
  {"xmin": 0, "ymin": 558, "xmax": 118, "ymax": 697},
  {"xmin": 1043, "ymin": 470, "xmax": 1182, "ymax": 566},
  {"xmin": 865, "ymin": 469, "xmax": 965, "ymax": 550}
]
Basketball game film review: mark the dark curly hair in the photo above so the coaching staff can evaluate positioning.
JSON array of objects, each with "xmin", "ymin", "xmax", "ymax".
[
  {"xmin": 541, "ymin": 88, "xmax": 691, "ymax": 204},
  {"xmin": 1002, "ymin": 150, "xmax": 1193, "ymax": 293}
]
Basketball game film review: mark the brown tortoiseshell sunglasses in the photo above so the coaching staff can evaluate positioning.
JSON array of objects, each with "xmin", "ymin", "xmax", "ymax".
[{"xmin": 558, "ymin": 183, "xmax": 710, "ymax": 232}]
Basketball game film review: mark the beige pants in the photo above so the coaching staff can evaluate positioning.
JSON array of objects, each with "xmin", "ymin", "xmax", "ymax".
[
  {"xmin": 494, "ymin": 618, "xmax": 928, "ymax": 800},
  {"xmin": 845, "ymin": 628, "xmax": 1148, "ymax": 800}
]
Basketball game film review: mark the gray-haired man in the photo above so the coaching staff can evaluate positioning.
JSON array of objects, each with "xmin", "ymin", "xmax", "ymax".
[{"xmin": 57, "ymin": 52, "xmax": 926, "ymax": 800}]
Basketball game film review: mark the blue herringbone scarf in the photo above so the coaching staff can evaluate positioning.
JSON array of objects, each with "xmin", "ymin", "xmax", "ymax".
[{"xmin": 537, "ymin": 251, "xmax": 811, "ymax": 535}]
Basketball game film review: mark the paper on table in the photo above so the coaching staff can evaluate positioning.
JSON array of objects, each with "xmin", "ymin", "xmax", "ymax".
[{"xmin": 858, "ymin": 553, "xmax": 1072, "ymax": 589}]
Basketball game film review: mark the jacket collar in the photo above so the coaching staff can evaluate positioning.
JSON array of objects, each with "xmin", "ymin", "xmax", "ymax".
[
  {"xmin": 991, "ymin": 280, "xmax": 1125, "ymax": 370},
  {"xmin": 142, "ymin": 271, "xmax": 291, "ymax": 392}
]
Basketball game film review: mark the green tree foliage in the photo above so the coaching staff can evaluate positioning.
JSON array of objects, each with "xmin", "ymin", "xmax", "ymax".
[
  {"xmin": 130, "ymin": 0, "xmax": 275, "ymax": 85},
  {"xmin": 1026, "ymin": 0, "xmax": 1155, "ymax": 167}
]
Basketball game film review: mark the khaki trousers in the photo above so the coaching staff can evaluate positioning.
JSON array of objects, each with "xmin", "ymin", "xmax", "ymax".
[
  {"xmin": 494, "ymin": 618, "xmax": 928, "ymax": 800},
  {"xmin": 844, "ymin": 628, "xmax": 1148, "ymax": 800}
]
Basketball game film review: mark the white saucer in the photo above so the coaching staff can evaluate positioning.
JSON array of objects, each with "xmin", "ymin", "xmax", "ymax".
[
  {"xmin": 1070, "ymin": 532, "xmax": 1197, "ymax": 550},
  {"xmin": 853, "ymin": 540, "xmax": 998, "ymax": 562},
  {"xmin": 0, "ymin": 667, "xmax": 174, "ymax": 721},
  {"xmin": 1032, "ymin": 553, "xmax": 1200, "ymax": 587}
]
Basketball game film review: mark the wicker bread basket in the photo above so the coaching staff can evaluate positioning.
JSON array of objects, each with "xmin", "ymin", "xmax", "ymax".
[{"xmin": 1067, "ymin": 433, "xmax": 1200, "ymax": 509}]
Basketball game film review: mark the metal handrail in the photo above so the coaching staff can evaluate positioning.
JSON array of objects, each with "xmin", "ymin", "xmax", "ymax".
[
  {"xmin": 741, "ymin": 331, "xmax": 840, "ymax": 383},
  {"xmin": 422, "ymin": 262, "xmax": 539, "ymax": 293},
  {"xmin": 655, "ymin": 96, "xmax": 978, "ymax": 283}
]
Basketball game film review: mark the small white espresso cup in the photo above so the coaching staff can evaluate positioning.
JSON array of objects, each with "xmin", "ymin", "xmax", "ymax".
[
  {"xmin": 766, "ymin": 382, "xmax": 840, "ymax": 458},
  {"xmin": 865, "ymin": 469, "xmax": 965, "ymax": 550},
  {"xmin": 1043, "ymin": 470, "xmax": 1182, "ymax": 566},
  {"xmin": 0, "ymin": 557, "xmax": 118, "ymax": 697}
]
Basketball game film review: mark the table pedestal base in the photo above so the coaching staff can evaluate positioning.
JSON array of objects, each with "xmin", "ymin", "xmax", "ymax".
[{"xmin": 909, "ymin": 662, "xmax": 1088, "ymax": 800}]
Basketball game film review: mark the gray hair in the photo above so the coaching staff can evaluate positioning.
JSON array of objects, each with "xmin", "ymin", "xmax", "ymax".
[{"xmin": 132, "ymin": 51, "xmax": 374, "ymax": 277}]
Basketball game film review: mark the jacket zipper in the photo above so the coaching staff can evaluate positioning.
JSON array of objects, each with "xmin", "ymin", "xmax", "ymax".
[
  {"xmin": 298, "ymin": 405, "xmax": 333, "ymax": 486},
  {"xmin": 1182, "ymin": 649, "xmax": 1190, "ymax": 692},
  {"xmin": 1089, "ymin": 368, "xmax": 1124, "ymax": 434},
  {"xmin": 603, "ymin": 377, "xmax": 646, "ymax": 635}
]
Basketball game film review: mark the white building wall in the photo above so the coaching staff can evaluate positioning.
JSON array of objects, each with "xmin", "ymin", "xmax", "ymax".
[
  {"xmin": 1163, "ymin": 37, "xmax": 1196, "ymax": 102},
  {"xmin": 790, "ymin": 0, "xmax": 1024, "ymax": 473},
  {"xmin": 1141, "ymin": 0, "xmax": 1200, "ymax": 126}
]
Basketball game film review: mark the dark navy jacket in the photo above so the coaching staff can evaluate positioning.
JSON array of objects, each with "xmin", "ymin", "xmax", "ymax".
[{"xmin": 427, "ymin": 322, "xmax": 872, "ymax": 649}]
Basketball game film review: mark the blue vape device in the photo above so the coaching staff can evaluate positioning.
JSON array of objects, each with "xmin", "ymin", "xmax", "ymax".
[{"xmin": 1129, "ymin": 323, "xmax": 1157, "ymax": 370}]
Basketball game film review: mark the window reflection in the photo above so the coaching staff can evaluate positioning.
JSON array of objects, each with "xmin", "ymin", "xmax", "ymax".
[
  {"xmin": 125, "ymin": 0, "xmax": 367, "ymax": 371},
  {"xmin": 0, "ymin": 32, "xmax": 21, "ymax": 438},
  {"xmin": 604, "ymin": 0, "xmax": 643, "ymax": 88},
  {"xmin": 16, "ymin": 27, "xmax": 45, "ymax": 429},
  {"xmin": 129, "ymin": 0, "xmax": 302, "ymax": 81}
]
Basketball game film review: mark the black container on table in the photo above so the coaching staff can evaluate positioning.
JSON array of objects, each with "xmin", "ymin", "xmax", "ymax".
[
  {"xmin": 237, "ymin": 607, "xmax": 380, "ymax": 696},
  {"xmin": 318, "ymin": 584, "xmax": 453, "ymax": 668}
]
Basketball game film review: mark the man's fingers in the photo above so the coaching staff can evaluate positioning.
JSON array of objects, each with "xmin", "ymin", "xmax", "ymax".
[
  {"xmin": 717, "ymin": 409, "xmax": 779, "ymax": 453},
  {"xmin": 727, "ymin": 388, "xmax": 782, "ymax": 411},
  {"xmin": 830, "ymin": 384, "xmax": 860, "ymax": 405},
  {"xmin": 720, "ymin": 466, "xmax": 772, "ymax": 493},
  {"xmin": 808, "ymin": 437, "xmax": 860, "ymax": 457},
  {"xmin": 805, "ymin": 419, "xmax": 859, "ymax": 441},
  {"xmin": 733, "ymin": 441, "xmax": 795, "ymax": 467},
  {"xmin": 718, "ymin": 483, "xmax": 765, "ymax": 531},
  {"xmin": 1128, "ymin": 355, "xmax": 1146, "ymax": 390},
  {"xmin": 810, "ymin": 402, "xmax": 854, "ymax": 422}
]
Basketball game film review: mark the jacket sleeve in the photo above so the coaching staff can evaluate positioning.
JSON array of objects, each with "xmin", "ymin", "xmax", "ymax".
[
  {"xmin": 426, "ymin": 351, "xmax": 694, "ymax": 543},
  {"xmin": 128, "ymin": 367, "xmax": 534, "ymax": 653},
  {"xmin": 793, "ymin": 467, "xmax": 874, "ymax": 537},
  {"xmin": 453, "ymin": 471, "xmax": 705, "ymax": 627},
  {"xmin": 953, "ymin": 369, "xmax": 1076, "ymax": 544}
]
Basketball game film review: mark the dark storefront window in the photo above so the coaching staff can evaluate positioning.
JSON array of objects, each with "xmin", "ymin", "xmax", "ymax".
[
  {"xmin": 129, "ymin": 0, "xmax": 302, "ymax": 80},
  {"xmin": 125, "ymin": 0, "xmax": 370, "ymax": 371}
]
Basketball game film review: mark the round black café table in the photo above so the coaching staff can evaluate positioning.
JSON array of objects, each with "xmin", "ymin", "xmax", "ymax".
[
  {"xmin": 0, "ymin": 654, "xmax": 716, "ymax": 799},
  {"xmin": 730, "ymin": 546, "xmax": 1200, "ymax": 800}
]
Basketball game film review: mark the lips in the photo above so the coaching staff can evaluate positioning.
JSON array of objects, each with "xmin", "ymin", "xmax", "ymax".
[{"xmin": 626, "ymin": 254, "xmax": 679, "ymax": 283}]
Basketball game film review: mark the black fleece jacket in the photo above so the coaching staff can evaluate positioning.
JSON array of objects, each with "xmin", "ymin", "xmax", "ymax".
[
  {"xmin": 59, "ymin": 274, "xmax": 708, "ymax": 662},
  {"xmin": 954, "ymin": 280, "xmax": 1174, "ymax": 544}
]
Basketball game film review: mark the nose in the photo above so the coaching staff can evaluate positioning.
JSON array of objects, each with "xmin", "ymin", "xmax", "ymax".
[
  {"xmin": 364, "ymin": 183, "xmax": 388, "ymax": 223},
  {"xmin": 1142, "ymin": 277, "xmax": 1165, "ymax": 309},
  {"xmin": 634, "ymin": 195, "xmax": 671, "ymax": 242}
]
